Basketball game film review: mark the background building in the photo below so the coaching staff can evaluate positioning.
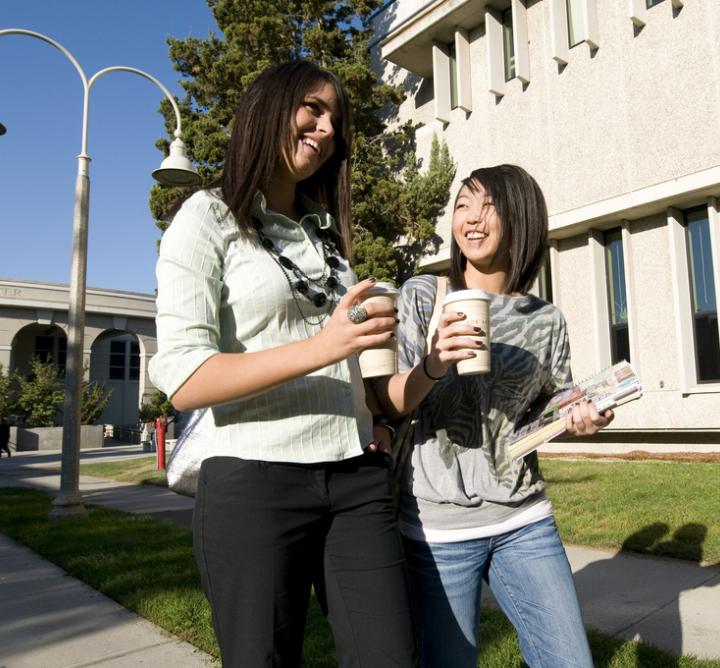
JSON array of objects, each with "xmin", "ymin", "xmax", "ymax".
[
  {"xmin": 0, "ymin": 278, "xmax": 158, "ymax": 428},
  {"xmin": 372, "ymin": 0, "xmax": 720, "ymax": 452}
]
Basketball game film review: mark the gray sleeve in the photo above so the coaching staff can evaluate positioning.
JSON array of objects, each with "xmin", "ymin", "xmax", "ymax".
[
  {"xmin": 396, "ymin": 275, "xmax": 439, "ymax": 373},
  {"xmin": 549, "ymin": 309, "xmax": 573, "ymax": 393}
]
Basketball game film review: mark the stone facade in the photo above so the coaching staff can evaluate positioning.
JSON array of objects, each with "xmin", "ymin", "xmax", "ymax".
[
  {"xmin": 372, "ymin": 0, "xmax": 720, "ymax": 451},
  {"xmin": 0, "ymin": 278, "xmax": 158, "ymax": 427}
]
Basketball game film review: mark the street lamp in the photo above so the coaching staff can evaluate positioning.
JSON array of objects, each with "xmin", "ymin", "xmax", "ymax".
[{"xmin": 0, "ymin": 28, "xmax": 201, "ymax": 518}]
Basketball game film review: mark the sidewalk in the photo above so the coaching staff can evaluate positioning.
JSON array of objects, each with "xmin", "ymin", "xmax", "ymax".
[{"xmin": 1, "ymin": 447, "xmax": 719, "ymax": 664}]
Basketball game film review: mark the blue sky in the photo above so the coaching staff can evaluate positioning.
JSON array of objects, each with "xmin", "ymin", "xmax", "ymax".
[{"xmin": 1, "ymin": 1, "xmax": 219, "ymax": 294}]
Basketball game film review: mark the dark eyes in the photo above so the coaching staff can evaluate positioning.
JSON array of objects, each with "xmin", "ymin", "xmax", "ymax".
[{"xmin": 455, "ymin": 200, "xmax": 494, "ymax": 211}]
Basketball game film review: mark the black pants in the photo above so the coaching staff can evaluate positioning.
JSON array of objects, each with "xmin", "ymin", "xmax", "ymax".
[{"xmin": 193, "ymin": 452, "xmax": 417, "ymax": 668}]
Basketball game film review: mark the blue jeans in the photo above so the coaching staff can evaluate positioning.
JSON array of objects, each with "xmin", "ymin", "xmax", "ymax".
[{"xmin": 403, "ymin": 516, "xmax": 593, "ymax": 668}]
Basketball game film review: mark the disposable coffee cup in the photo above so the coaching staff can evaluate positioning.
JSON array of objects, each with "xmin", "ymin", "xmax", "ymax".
[
  {"xmin": 443, "ymin": 289, "xmax": 491, "ymax": 375},
  {"xmin": 358, "ymin": 281, "xmax": 399, "ymax": 378}
]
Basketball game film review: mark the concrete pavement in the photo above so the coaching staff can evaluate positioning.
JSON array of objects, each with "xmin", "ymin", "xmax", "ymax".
[{"xmin": 0, "ymin": 446, "xmax": 719, "ymax": 665}]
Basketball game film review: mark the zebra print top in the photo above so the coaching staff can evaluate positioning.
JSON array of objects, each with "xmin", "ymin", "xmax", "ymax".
[{"xmin": 396, "ymin": 274, "xmax": 573, "ymax": 534}]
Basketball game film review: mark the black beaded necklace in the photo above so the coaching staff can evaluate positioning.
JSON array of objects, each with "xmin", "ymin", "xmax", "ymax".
[{"xmin": 254, "ymin": 218, "xmax": 341, "ymax": 324}]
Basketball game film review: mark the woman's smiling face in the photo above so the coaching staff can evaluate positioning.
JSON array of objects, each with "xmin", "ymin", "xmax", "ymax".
[
  {"xmin": 276, "ymin": 81, "xmax": 340, "ymax": 185},
  {"xmin": 452, "ymin": 180, "xmax": 509, "ymax": 274}
]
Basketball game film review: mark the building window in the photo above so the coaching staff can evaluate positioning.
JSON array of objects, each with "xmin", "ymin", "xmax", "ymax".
[
  {"xmin": 605, "ymin": 228, "xmax": 630, "ymax": 363},
  {"xmin": 538, "ymin": 252, "xmax": 553, "ymax": 303},
  {"xmin": 128, "ymin": 342, "xmax": 140, "ymax": 380},
  {"xmin": 685, "ymin": 208, "xmax": 720, "ymax": 382},
  {"xmin": 448, "ymin": 42, "xmax": 458, "ymax": 110},
  {"xmin": 566, "ymin": 0, "xmax": 584, "ymax": 47},
  {"xmin": 34, "ymin": 334, "xmax": 66, "ymax": 372},
  {"xmin": 646, "ymin": 0, "xmax": 664, "ymax": 7},
  {"xmin": 108, "ymin": 339, "xmax": 141, "ymax": 381},
  {"xmin": 109, "ymin": 341, "xmax": 126, "ymax": 380},
  {"xmin": 502, "ymin": 8, "xmax": 515, "ymax": 81}
]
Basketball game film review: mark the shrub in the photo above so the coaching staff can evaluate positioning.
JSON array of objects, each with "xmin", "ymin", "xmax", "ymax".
[
  {"xmin": 14, "ymin": 358, "xmax": 64, "ymax": 427},
  {"xmin": 81, "ymin": 380, "xmax": 113, "ymax": 425}
]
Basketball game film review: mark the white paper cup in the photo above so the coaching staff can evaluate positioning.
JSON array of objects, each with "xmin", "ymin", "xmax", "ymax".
[
  {"xmin": 358, "ymin": 282, "xmax": 399, "ymax": 378},
  {"xmin": 443, "ymin": 289, "xmax": 491, "ymax": 375}
]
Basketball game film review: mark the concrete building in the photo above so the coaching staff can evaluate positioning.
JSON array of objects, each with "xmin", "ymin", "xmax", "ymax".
[
  {"xmin": 0, "ymin": 278, "xmax": 158, "ymax": 427},
  {"xmin": 372, "ymin": 0, "xmax": 720, "ymax": 451}
]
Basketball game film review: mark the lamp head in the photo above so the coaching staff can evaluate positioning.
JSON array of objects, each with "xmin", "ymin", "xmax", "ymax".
[
  {"xmin": 152, "ymin": 137, "xmax": 201, "ymax": 187},
  {"xmin": 0, "ymin": 122, "xmax": 6, "ymax": 136}
]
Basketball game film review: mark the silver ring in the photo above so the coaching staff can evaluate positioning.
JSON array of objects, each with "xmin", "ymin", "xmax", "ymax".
[{"xmin": 347, "ymin": 304, "xmax": 368, "ymax": 324}]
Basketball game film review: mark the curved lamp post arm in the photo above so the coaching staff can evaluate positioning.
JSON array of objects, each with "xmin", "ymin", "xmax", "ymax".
[
  {"xmin": 0, "ymin": 29, "xmax": 90, "ymax": 152},
  {"xmin": 87, "ymin": 66, "xmax": 184, "ymax": 152},
  {"xmin": 0, "ymin": 27, "xmax": 88, "ymax": 83},
  {"xmin": 0, "ymin": 30, "xmax": 189, "ymax": 158}
]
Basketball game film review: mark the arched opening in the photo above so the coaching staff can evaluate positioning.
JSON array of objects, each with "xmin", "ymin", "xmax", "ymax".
[
  {"xmin": 10, "ymin": 324, "xmax": 67, "ymax": 376},
  {"xmin": 90, "ymin": 330, "xmax": 141, "ymax": 427}
]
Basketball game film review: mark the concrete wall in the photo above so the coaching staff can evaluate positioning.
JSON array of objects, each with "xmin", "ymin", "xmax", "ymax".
[{"xmin": 11, "ymin": 425, "xmax": 104, "ymax": 451}]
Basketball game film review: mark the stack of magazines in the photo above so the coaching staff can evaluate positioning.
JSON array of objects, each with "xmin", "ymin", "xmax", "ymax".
[{"xmin": 509, "ymin": 360, "xmax": 643, "ymax": 461}]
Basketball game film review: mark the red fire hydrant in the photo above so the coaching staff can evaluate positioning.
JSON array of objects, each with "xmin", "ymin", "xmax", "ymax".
[{"xmin": 156, "ymin": 415, "xmax": 167, "ymax": 470}]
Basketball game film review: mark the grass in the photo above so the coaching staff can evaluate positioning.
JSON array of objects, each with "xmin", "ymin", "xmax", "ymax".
[
  {"xmin": 80, "ymin": 455, "xmax": 167, "ymax": 487},
  {"xmin": 540, "ymin": 458, "xmax": 720, "ymax": 564},
  {"xmin": 82, "ymin": 455, "xmax": 720, "ymax": 564},
  {"xmin": 1, "ymin": 487, "xmax": 718, "ymax": 668}
]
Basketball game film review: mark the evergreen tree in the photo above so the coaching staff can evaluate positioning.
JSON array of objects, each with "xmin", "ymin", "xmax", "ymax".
[{"xmin": 150, "ymin": 0, "xmax": 455, "ymax": 283}]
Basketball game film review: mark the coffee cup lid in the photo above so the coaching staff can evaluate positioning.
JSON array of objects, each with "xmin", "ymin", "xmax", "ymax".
[
  {"xmin": 365, "ymin": 281, "xmax": 399, "ymax": 296},
  {"xmin": 443, "ymin": 289, "xmax": 491, "ymax": 306}
]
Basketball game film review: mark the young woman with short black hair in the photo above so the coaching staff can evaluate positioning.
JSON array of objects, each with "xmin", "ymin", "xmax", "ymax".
[{"xmin": 375, "ymin": 164, "xmax": 612, "ymax": 668}]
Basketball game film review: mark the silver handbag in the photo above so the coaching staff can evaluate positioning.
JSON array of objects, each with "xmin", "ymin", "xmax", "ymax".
[{"xmin": 166, "ymin": 408, "xmax": 213, "ymax": 497}]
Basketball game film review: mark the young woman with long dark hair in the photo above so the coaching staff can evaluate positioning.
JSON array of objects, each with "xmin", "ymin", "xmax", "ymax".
[
  {"xmin": 149, "ymin": 61, "xmax": 415, "ymax": 667},
  {"xmin": 374, "ymin": 164, "xmax": 612, "ymax": 667}
]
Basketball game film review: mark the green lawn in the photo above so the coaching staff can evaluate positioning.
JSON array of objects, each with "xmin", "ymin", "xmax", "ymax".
[
  {"xmin": 541, "ymin": 458, "xmax": 720, "ymax": 564},
  {"xmin": 80, "ymin": 455, "xmax": 167, "ymax": 487},
  {"xmin": 1, "ymin": 487, "xmax": 717, "ymax": 668},
  {"xmin": 81, "ymin": 455, "xmax": 720, "ymax": 564}
]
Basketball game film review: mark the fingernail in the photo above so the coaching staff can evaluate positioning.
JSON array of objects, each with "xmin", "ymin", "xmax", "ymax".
[
  {"xmin": 467, "ymin": 351, "xmax": 476, "ymax": 357},
  {"xmin": 473, "ymin": 327, "xmax": 484, "ymax": 333},
  {"xmin": 368, "ymin": 277, "xmax": 377, "ymax": 283},
  {"xmin": 395, "ymin": 318, "xmax": 400, "ymax": 323},
  {"xmin": 457, "ymin": 311, "xmax": 465, "ymax": 317},
  {"xmin": 394, "ymin": 307, "xmax": 399, "ymax": 313},
  {"xmin": 390, "ymin": 333, "xmax": 395, "ymax": 338}
]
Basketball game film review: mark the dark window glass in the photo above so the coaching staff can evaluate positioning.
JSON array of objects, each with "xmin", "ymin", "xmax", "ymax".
[
  {"xmin": 685, "ymin": 208, "xmax": 720, "ymax": 382},
  {"xmin": 605, "ymin": 228, "xmax": 630, "ymax": 363},
  {"xmin": 448, "ymin": 42, "xmax": 458, "ymax": 110},
  {"xmin": 34, "ymin": 334, "xmax": 66, "ymax": 371},
  {"xmin": 57, "ymin": 337, "xmax": 67, "ymax": 370},
  {"xmin": 35, "ymin": 336, "xmax": 54, "ymax": 364},
  {"xmin": 538, "ymin": 252, "xmax": 553, "ymax": 303},
  {"xmin": 502, "ymin": 8, "xmax": 515, "ymax": 81},
  {"xmin": 109, "ymin": 340, "xmax": 126, "ymax": 380},
  {"xmin": 646, "ymin": 0, "xmax": 664, "ymax": 7},
  {"xmin": 128, "ymin": 341, "xmax": 140, "ymax": 381}
]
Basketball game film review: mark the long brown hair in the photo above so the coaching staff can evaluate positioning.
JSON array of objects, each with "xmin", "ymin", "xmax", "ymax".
[
  {"xmin": 221, "ymin": 61, "xmax": 354, "ymax": 260},
  {"xmin": 449, "ymin": 164, "xmax": 548, "ymax": 294}
]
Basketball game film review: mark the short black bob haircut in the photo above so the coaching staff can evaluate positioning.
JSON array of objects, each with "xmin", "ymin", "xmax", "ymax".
[{"xmin": 449, "ymin": 164, "xmax": 548, "ymax": 295}]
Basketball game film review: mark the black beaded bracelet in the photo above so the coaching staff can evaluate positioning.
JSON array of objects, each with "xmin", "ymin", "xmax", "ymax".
[{"xmin": 422, "ymin": 355, "xmax": 443, "ymax": 381}]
